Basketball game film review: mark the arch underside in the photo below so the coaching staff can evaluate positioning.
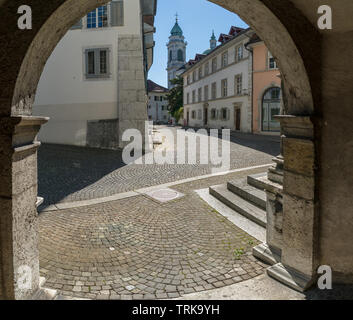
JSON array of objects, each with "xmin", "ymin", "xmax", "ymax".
[{"xmin": 0, "ymin": 0, "xmax": 317, "ymax": 118}]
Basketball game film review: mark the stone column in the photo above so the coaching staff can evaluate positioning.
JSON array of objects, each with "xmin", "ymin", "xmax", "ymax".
[
  {"xmin": 267, "ymin": 115, "xmax": 318, "ymax": 292},
  {"xmin": 0, "ymin": 116, "xmax": 48, "ymax": 299},
  {"xmin": 117, "ymin": 34, "xmax": 149, "ymax": 151}
]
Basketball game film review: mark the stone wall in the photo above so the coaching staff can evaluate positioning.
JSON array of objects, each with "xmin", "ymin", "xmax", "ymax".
[
  {"xmin": 117, "ymin": 34, "xmax": 149, "ymax": 150},
  {"xmin": 86, "ymin": 119, "xmax": 119, "ymax": 150}
]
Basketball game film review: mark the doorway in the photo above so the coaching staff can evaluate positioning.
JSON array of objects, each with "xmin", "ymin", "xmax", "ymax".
[{"xmin": 234, "ymin": 104, "xmax": 241, "ymax": 131}]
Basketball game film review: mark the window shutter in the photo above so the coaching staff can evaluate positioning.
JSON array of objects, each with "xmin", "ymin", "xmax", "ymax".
[
  {"xmin": 110, "ymin": 0, "xmax": 124, "ymax": 27},
  {"xmin": 227, "ymin": 108, "xmax": 230, "ymax": 121},
  {"xmin": 71, "ymin": 19, "xmax": 82, "ymax": 30}
]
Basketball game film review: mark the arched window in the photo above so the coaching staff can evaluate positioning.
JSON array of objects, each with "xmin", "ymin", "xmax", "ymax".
[
  {"xmin": 177, "ymin": 49, "xmax": 184, "ymax": 62},
  {"xmin": 169, "ymin": 50, "xmax": 173, "ymax": 62},
  {"xmin": 262, "ymin": 87, "xmax": 281, "ymax": 132}
]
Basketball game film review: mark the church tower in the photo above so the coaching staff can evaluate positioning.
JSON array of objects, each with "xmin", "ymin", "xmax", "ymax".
[
  {"xmin": 210, "ymin": 30, "xmax": 217, "ymax": 50},
  {"xmin": 166, "ymin": 15, "xmax": 187, "ymax": 89}
]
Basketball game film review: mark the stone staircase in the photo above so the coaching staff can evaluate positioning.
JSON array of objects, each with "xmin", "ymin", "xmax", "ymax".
[{"xmin": 209, "ymin": 172, "xmax": 268, "ymax": 228}]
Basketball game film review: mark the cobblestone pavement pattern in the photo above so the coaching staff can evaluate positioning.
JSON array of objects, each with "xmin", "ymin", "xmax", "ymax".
[
  {"xmin": 38, "ymin": 126, "xmax": 279, "ymax": 206},
  {"xmin": 39, "ymin": 168, "xmax": 269, "ymax": 300}
]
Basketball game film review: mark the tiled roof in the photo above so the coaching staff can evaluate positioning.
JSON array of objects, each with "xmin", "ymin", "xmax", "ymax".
[{"xmin": 147, "ymin": 80, "xmax": 169, "ymax": 93}]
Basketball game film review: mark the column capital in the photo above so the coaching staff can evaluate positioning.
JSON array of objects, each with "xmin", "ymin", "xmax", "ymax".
[{"xmin": 274, "ymin": 115, "xmax": 314, "ymax": 139}]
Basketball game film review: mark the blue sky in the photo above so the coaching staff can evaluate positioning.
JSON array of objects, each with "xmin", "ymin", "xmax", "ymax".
[{"xmin": 148, "ymin": 0, "xmax": 248, "ymax": 88}]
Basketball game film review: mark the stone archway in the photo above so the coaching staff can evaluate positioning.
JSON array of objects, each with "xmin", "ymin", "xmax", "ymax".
[{"xmin": 0, "ymin": 0, "xmax": 321, "ymax": 299}]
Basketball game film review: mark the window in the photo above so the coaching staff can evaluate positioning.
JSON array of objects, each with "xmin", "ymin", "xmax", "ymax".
[
  {"xmin": 85, "ymin": 48, "xmax": 110, "ymax": 79},
  {"xmin": 192, "ymin": 110, "xmax": 196, "ymax": 119},
  {"xmin": 177, "ymin": 49, "xmax": 184, "ymax": 62},
  {"xmin": 221, "ymin": 52, "xmax": 228, "ymax": 68},
  {"xmin": 186, "ymin": 92, "xmax": 190, "ymax": 104},
  {"xmin": 212, "ymin": 58, "xmax": 217, "ymax": 73},
  {"xmin": 235, "ymin": 74, "xmax": 242, "ymax": 95},
  {"xmin": 169, "ymin": 50, "xmax": 173, "ymax": 62},
  {"xmin": 204, "ymin": 85, "xmax": 209, "ymax": 101},
  {"xmin": 221, "ymin": 108, "xmax": 228, "ymax": 120},
  {"xmin": 187, "ymin": 75, "xmax": 191, "ymax": 85},
  {"xmin": 204, "ymin": 62, "xmax": 209, "ymax": 76},
  {"xmin": 198, "ymin": 68, "xmax": 202, "ymax": 79},
  {"xmin": 262, "ymin": 87, "xmax": 281, "ymax": 132},
  {"xmin": 192, "ymin": 90, "xmax": 196, "ymax": 103},
  {"xmin": 198, "ymin": 88, "xmax": 202, "ymax": 102},
  {"xmin": 211, "ymin": 82, "xmax": 217, "ymax": 100},
  {"xmin": 87, "ymin": 5, "xmax": 108, "ymax": 28},
  {"xmin": 221, "ymin": 79, "xmax": 228, "ymax": 97},
  {"xmin": 198, "ymin": 110, "xmax": 202, "ymax": 120},
  {"xmin": 236, "ymin": 45, "xmax": 243, "ymax": 61},
  {"xmin": 211, "ymin": 109, "xmax": 217, "ymax": 120},
  {"xmin": 268, "ymin": 51, "xmax": 278, "ymax": 69},
  {"xmin": 192, "ymin": 71, "xmax": 197, "ymax": 82}
]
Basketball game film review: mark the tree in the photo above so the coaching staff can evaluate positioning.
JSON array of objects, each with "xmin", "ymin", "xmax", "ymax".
[{"xmin": 166, "ymin": 77, "xmax": 183, "ymax": 120}]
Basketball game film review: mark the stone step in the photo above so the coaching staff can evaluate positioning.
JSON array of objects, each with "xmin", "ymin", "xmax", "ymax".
[
  {"xmin": 247, "ymin": 172, "xmax": 268, "ymax": 190},
  {"xmin": 247, "ymin": 173, "xmax": 283, "ymax": 195},
  {"xmin": 227, "ymin": 178, "xmax": 266, "ymax": 210},
  {"xmin": 209, "ymin": 184, "xmax": 267, "ymax": 228},
  {"xmin": 268, "ymin": 167, "xmax": 284, "ymax": 184}
]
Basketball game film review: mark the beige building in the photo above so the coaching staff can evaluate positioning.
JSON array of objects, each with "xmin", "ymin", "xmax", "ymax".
[{"xmin": 182, "ymin": 27, "xmax": 254, "ymax": 132}]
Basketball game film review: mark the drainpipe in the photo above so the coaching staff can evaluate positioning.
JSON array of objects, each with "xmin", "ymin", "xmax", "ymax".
[{"xmin": 244, "ymin": 41, "xmax": 254, "ymax": 134}]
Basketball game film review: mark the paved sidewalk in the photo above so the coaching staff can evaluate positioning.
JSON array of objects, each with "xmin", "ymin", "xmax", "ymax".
[
  {"xmin": 39, "ymin": 167, "xmax": 269, "ymax": 300},
  {"xmin": 38, "ymin": 127, "xmax": 279, "ymax": 207}
]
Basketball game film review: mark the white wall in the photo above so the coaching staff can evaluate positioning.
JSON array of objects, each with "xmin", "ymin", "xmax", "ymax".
[
  {"xmin": 33, "ymin": 0, "xmax": 142, "ymax": 146},
  {"xmin": 148, "ymin": 92, "xmax": 170, "ymax": 123}
]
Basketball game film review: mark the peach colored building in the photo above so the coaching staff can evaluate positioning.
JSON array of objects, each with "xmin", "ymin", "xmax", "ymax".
[{"xmin": 246, "ymin": 36, "xmax": 282, "ymax": 134}]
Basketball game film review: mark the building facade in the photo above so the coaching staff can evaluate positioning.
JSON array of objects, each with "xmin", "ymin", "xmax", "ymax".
[
  {"xmin": 33, "ymin": 0, "xmax": 157, "ymax": 149},
  {"xmin": 182, "ymin": 27, "xmax": 254, "ymax": 132},
  {"xmin": 247, "ymin": 35, "xmax": 282, "ymax": 134},
  {"xmin": 166, "ymin": 17, "xmax": 187, "ymax": 89},
  {"xmin": 147, "ymin": 80, "xmax": 170, "ymax": 123}
]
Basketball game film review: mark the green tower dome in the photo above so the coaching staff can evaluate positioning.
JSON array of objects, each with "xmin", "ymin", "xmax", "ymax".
[{"xmin": 171, "ymin": 20, "xmax": 183, "ymax": 36}]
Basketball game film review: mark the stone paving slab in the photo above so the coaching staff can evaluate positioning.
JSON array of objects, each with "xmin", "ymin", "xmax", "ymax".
[{"xmin": 38, "ymin": 167, "xmax": 270, "ymax": 300}]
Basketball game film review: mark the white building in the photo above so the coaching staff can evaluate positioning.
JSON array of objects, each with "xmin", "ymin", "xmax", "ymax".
[
  {"xmin": 182, "ymin": 27, "xmax": 254, "ymax": 132},
  {"xmin": 33, "ymin": 0, "xmax": 157, "ymax": 150},
  {"xmin": 147, "ymin": 80, "xmax": 170, "ymax": 124},
  {"xmin": 166, "ymin": 16, "xmax": 187, "ymax": 89}
]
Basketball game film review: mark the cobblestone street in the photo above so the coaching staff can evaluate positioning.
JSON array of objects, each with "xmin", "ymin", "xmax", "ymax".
[
  {"xmin": 38, "ymin": 126, "xmax": 279, "ymax": 207},
  {"xmin": 39, "ymin": 167, "xmax": 269, "ymax": 300},
  {"xmin": 37, "ymin": 127, "xmax": 279, "ymax": 299}
]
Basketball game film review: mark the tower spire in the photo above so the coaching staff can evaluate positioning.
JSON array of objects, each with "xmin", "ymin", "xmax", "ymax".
[{"xmin": 210, "ymin": 29, "xmax": 217, "ymax": 50}]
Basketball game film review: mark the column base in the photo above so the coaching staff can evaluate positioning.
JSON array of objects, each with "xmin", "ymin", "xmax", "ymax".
[
  {"xmin": 267, "ymin": 263, "xmax": 315, "ymax": 292},
  {"xmin": 253, "ymin": 243, "xmax": 281, "ymax": 265},
  {"xmin": 30, "ymin": 277, "xmax": 57, "ymax": 300}
]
